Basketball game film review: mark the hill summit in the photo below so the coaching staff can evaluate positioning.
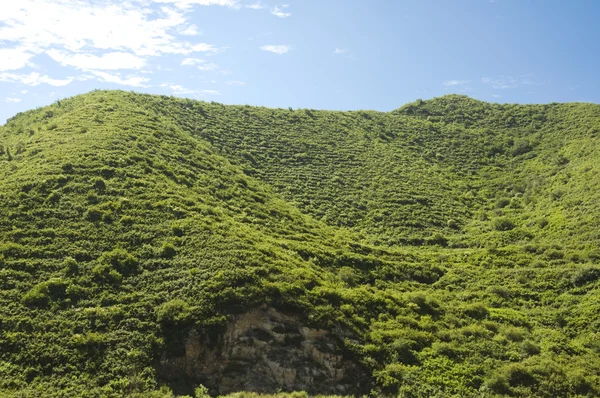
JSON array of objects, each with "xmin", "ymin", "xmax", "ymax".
[{"xmin": 1, "ymin": 91, "xmax": 599, "ymax": 397}]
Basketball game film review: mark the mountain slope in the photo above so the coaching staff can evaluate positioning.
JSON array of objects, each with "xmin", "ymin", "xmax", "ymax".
[{"xmin": 0, "ymin": 91, "xmax": 599, "ymax": 397}]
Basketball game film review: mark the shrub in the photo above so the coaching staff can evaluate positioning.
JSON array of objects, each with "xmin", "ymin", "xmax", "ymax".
[
  {"xmin": 100, "ymin": 248, "xmax": 139, "ymax": 275},
  {"xmin": 120, "ymin": 215, "xmax": 135, "ymax": 226},
  {"xmin": 426, "ymin": 233, "xmax": 448, "ymax": 246},
  {"xmin": 156, "ymin": 299, "xmax": 192, "ymax": 326},
  {"xmin": 46, "ymin": 191, "xmax": 61, "ymax": 203},
  {"xmin": 63, "ymin": 256, "xmax": 79, "ymax": 275},
  {"xmin": 447, "ymin": 219, "xmax": 458, "ymax": 229},
  {"xmin": 572, "ymin": 266, "xmax": 600, "ymax": 286},
  {"xmin": 194, "ymin": 385, "xmax": 210, "ymax": 398},
  {"xmin": 520, "ymin": 340, "xmax": 540, "ymax": 356},
  {"xmin": 85, "ymin": 206, "xmax": 104, "ymax": 222},
  {"xmin": 22, "ymin": 278, "xmax": 68, "ymax": 307},
  {"xmin": 462, "ymin": 303, "xmax": 489, "ymax": 320},
  {"xmin": 495, "ymin": 198, "xmax": 511, "ymax": 208},
  {"xmin": 171, "ymin": 224, "xmax": 184, "ymax": 237},
  {"xmin": 492, "ymin": 217, "xmax": 515, "ymax": 231},
  {"xmin": 160, "ymin": 242, "xmax": 177, "ymax": 258},
  {"xmin": 93, "ymin": 177, "xmax": 107, "ymax": 191},
  {"xmin": 92, "ymin": 264, "xmax": 123, "ymax": 284},
  {"xmin": 545, "ymin": 249, "xmax": 564, "ymax": 260},
  {"xmin": 504, "ymin": 326, "xmax": 526, "ymax": 342}
]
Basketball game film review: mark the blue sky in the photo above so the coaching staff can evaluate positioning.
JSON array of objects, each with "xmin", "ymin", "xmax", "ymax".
[{"xmin": 1, "ymin": 0, "xmax": 599, "ymax": 123}]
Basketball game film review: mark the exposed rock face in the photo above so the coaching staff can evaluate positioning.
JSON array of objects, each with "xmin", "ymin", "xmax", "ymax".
[{"xmin": 159, "ymin": 307, "xmax": 367, "ymax": 395}]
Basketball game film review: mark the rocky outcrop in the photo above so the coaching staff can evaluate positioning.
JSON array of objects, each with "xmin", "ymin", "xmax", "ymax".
[{"xmin": 158, "ymin": 307, "xmax": 368, "ymax": 395}]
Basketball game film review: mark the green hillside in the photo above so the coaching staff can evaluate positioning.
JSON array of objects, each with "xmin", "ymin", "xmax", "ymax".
[{"xmin": 0, "ymin": 91, "xmax": 599, "ymax": 397}]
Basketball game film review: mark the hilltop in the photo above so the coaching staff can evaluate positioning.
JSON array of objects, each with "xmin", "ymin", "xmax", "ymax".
[{"xmin": 0, "ymin": 91, "xmax": 599, "ymax": 397}]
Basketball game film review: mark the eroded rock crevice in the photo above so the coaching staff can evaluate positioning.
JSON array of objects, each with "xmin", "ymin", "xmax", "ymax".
[{"xmin": 159, "ymin": 307, "xmax": 368, "ymax": 395}]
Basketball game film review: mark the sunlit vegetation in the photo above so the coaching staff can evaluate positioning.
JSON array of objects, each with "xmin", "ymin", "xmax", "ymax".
[{"xmin": 0, "ymin": 91, "xmax": 599, "ymax": 397}]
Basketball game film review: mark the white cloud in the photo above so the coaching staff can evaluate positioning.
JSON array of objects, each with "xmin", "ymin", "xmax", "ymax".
[
  {"xmin": 443, "ymin": 79, "xmax": 470, "ymax": 86},
  {"xmin": 260, "ymin": 45, "xmax": 290, "ymax": 54},
  {"xmin": 0, "ymin": 1, "xmax": 223, "ymax": 61},
  {"xmin": 481, "ymin": 75, "xmax": 536, "ymax": 90},
  {"xmin": 21, "ymin": 90, "xmax": 28, "ymax": 94},
  {"xmin": 180, "ymin": 58, "xmax": 218, "ymax": 70},
  {"xmin": 5, "ymin": 97, "xmax": 22, "ymax": 103},
  {"xmin": 0, "ymin": 1, "xmax": 246, "ymax": 95},
  {"xmin": 179, "ymin": 24, "xmax": 201, "ymax": 35},
  {"xmin": 181, "ymin": 57, "xmax": 206, "ymax": 66},
  {"xmin": 226, "ymin": 80, "xmax": 245, "ymax": 85},
  {"xmin": 271, "ymin": 5, "xmax": 291, "ymax": 18},
  {"xmin": 246, "ymin": 2, "xmax": 264, "ymax": 9},
  {"xmin": 0, "ymin": 48, "xmax": 34, "ymax": 71},
  {"xmin": 481, "ymin": 77, "xmax": 517, "ymax": 89},
  {"xmin": 492, "ymin": 94, "xmax": 501, "ymax": 98},
  {"xmin": 0, "ymin": 72, "xmax": 74, "ymax": 86},
  {"xmin": 333, "ymin": 48, "xmax": 348, "ymax": 55},
  {"xmin": 153, "ymin": 0, "xmax": 239, "ymax": 9},
  {"xmin": 161, "ymin": 83, "xmax": 220, "ymax": 95},
  {"xmin": 198, "ymin": 63, "xmax": 219, "ymax": 71},
  {"xmin": 89, "ymin": 71, "xmax": 150, "ymax": 87},
  {"xmin": 46, "ymin": 50, "xmax": 146, "ymax": 70}
]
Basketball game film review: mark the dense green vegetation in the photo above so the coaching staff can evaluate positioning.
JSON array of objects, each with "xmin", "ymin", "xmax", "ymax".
[{"xmin": 1, "ymin": 91, "xmax": 599, "ymax": 397}]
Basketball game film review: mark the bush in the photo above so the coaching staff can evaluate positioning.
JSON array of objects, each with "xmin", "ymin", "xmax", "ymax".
[
  {"xmin": 92, "ymin": 264, "xmax": 123, "ymax": 284},
  {"xmin": 447, "ymin": 219, "xmax": 458, "ymax": 229},
  {"xmin": 462, "ymin": 303, "xmax": 489, "ymax": 320},
  {"xmin": 426, "ymin": 233, "xmax": 448, "ymax": 246},
  {"xmin": 100, "ymin": 248, "xmax": 139, "ymax": 275},
  {"xmin": 495, "ymin": 198, "xmax": 510, "ymax": 209},
  {"xmin": 545, "ymin": 249, "xmax": 564, "ymax": 260},
  {"xmin": 63, "ymin": 256, "xmax": 79, "ymax": 275},
  {"xmin": 22, "ymin": 278, "xmax": 68, "ymax": 307},
  {"xmin": 46, "ymin": 191, "xmax": 61, "ymax": 203},
  {"xmin": 160, "ymin": 242, "xmax": 177, "ymax": 258},
  {"xmin": 120, "ymin": 215, "xmax": 135, "ymax": 225},
  {"xmin": 93, "ymin": 177, "xmax": 107, "ymax": 191},
  {"xmin": 156, "ymin": 299, "xmax": 193, "ymax": 326},
  {"xmin": 492, "ymin": 217, "xmax": 515, "ymax": 231},
  {"xmin": 572, "ymin": 266, "xmax": 600, "ymax": 286},
  {"xmin": 85, "ymin": 206, "xmax": 104, "ymax": 222}
]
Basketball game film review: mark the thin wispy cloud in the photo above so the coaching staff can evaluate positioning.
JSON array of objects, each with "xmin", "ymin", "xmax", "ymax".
[
  {"xmin": 154, "ymin": 0, "xmax": 240, "ymax": 9},
  {"xmin": 89, "ymin": 71, "xmax": 150, "ymax": 87},
  {"xmin": 481, "ymin": 75, "xmax": 535, "ymax": 89},
  {"xmin": 47, "ymin": 50, "xmax": 146, "ymax": 70},
  {"xmin": 0, "ymin": 72, "xmax": 74, "ymax": 87},
  {"xmin": 160, "ymin": 83, "xmax": 221, "ymax": 96},
  {"xmin": 226, "ymin": 80, "xmax": 246, "ymax": 85},
  {"xmin": 181, "ymin": 57, "xmax": 207, "ymax": 66},
  {"xmin": 260, "ymin": 44, "xmax": 290, "ymax": 54},
  {"xmin": 333, "ymin": 47, "xmax": 357, "ymax": 60},
  {"xmin": 5, "ymin": 97, "xmax": 21, "ymax": 103},
  {"xmin": 179, "ymin": 24, "xmax": 201, "ymax": 35},
  {"xmin": 246, "ymin": 2, "xmax": 264, "ymax": 9},
  {"xmin": 443, "ymin": 79, "xmax": 470, "ymax": 86},
  {"xmin": 271, "ymin": 5, "xmax": 291, "ymax": 18},
  {"xmin": 197, "ymin": 63, "xmax": 219, "ymax": 71}
]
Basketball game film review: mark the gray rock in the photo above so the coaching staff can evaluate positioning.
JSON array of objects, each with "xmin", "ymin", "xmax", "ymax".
[{"xmin": 158, "ymin": 307, "xmax": 367, "ymax": 395}]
